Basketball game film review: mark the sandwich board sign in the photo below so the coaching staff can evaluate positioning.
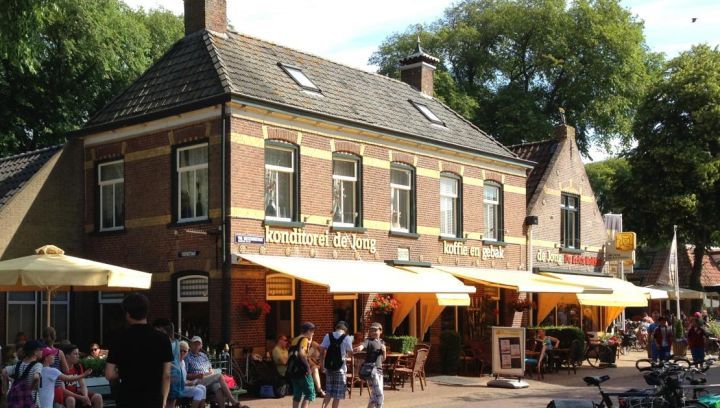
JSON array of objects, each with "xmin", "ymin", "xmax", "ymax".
[{"xmin": 487, "ymin": 326, "xmax": 528, "ymax": 389}]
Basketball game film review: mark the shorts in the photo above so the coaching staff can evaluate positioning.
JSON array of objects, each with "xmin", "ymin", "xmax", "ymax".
[
  {"xmin": 291, "ymin": 374, "xmax": 316, "ymax": 402},
  {"xmin": 325, "ymin": 368, "xmax": 347, "ymax": 400},
  {"xmin": 55, "ymin": 388, "xmax": 97, "ymax": 406}
]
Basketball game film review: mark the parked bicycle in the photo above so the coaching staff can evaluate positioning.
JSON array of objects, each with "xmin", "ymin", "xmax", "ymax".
[{"xmin": 586, "ymin": 342, "xmax": 616, "ymax": 368}]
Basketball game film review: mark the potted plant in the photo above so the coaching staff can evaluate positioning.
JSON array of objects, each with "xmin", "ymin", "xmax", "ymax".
[
  {"xmin": 370, "ymin": 294, "xmax": 400, "ymax": 315},
  {"xmin": 240, "ymin": 300, "xmax": 271, "ymax": 320},
  {"xmin": 672, "ymin": 319, "xmax": 688, "ymax": 357},
  {"xmin": 511, "ymin": 298, "xmax": 535, "ymax": 312}
]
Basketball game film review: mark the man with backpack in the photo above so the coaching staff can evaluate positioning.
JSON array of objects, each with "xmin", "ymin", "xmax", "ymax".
[
  {"xmin": 286, "ymin": 322, "xmax": 317, "ymax": 408},
  {"xmin": 1, "ymin": 339, "xmax": 43, "ymax": 407},
  {"xmin": 319, "ymin": 321, "xmax": 353, "ymax": 408}
]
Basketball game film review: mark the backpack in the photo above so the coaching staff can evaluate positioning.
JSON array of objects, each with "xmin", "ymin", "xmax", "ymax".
[
  {"xmin": 7, "ymin": 360, "xmax": 39, "ymax": 408},
  {"xmin": 285, "ymin": 338, "xmax": 307, "ymax": 379},
  {"xmin": 324, "ymin": 333, "xmax": 347, "ymax": 371}
]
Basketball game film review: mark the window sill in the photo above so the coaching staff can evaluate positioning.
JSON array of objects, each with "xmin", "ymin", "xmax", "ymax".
[
  {"xmin": 439, "ymin": 236, "xmax": 466, "ymax": 242},
  {"xmin": 559, "ymin": 247, "xmax": 584, "ymax": 254},
  {"xmin": 331, "ymin": 225, "xmax": 367, "ymax": 233},
  {"xmin": 263, "ymin": 220, "xmax": 306, "ymax": 229},
  {"xmin": 482, "ymin": 240, "xmax": 508, "ymax": 247},
  {"xmin": 388, "ymin": 230, "xmax": 420, "ymax": 239},
  {"xmin": 385, "ymin": 259, "xmax": 432, "ymax": 267},
  {"xmin": 168, "ymin": 218, "xmax": 212, "ymax": 228},
  {"xmin": 89, "ymin": 228, "xmax": 126, "ymax": 237}
]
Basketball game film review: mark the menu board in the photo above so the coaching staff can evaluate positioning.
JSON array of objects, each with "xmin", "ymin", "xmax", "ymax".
[{"xmin": 491, "ymin": 327, "xmax": 526, "ymax": 377}]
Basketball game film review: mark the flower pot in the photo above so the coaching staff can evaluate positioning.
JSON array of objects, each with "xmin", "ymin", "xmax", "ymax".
[{"xmin": 673, "ymin": 341, "xmax": 688, "ymax": 357}]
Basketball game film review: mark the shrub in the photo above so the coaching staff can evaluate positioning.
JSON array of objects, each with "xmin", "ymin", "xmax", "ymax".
[
  {"xmin": 708, "ymin": 319, "xmax": 720, "ymax": 337},
  {"xmin": 384, "ymin": 335, "xmax": 418, "ymax": 354},
  {"xmin": 79, "ymin": 358, "xmax": 106, "ymax": 377},
  {"xmin": 439, "ymin": 330, "xmax": 461, "ymax": 374},
  {"xmin": 534, "ymin": 325, "xmax": 587, "ymax": 362}
]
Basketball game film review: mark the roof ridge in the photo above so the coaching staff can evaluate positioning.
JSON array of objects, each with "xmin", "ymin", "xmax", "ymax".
[
  {"xmin": 0, "ymin": 144, "xmax": 63, "ymax": 163},
  {"xmin": 203, "ymin": 31, "xmax": 233, "ymax": 94},
  {"xmin": 222, "ymin": 30, "xmax": 429, "ymax": 92},
  {"xmin": 509, "ymin": 138, "xmax": 556, "ymax": 149}
]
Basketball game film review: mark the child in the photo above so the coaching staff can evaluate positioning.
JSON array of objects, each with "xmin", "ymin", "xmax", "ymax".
[{"xmin": 39, "ymin": 347, "xmax": 91, "ymax": 408}]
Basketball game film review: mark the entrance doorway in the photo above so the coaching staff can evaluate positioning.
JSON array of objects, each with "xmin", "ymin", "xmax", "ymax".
[{"xmin": 176, "ymin": 274, "xmax": 209, "ymax": 340}]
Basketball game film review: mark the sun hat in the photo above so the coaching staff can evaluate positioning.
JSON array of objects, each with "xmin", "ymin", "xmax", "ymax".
[
  {"xmin": 190, "ymin": 336, "xmax": 203, "ymax": 343},
  {"xmin": 42, "ymin": 347, "xmax": 58, "ymax": 359},
  {"xmin": 370, "ymin": 322, "xmax": 383, "ymax": 330}
]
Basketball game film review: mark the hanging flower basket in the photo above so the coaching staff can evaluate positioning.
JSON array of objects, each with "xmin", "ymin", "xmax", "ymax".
[
  {"xmin": 370, "ymin": 294, "xmax": 400, "ymax": 315},
  {"xmin": 240, "ymin": 300, "xmax": 271, "ymax": 320},
  {"xmin": 511, "ymin": 298, "xmax": 535, "ymax": 312}
]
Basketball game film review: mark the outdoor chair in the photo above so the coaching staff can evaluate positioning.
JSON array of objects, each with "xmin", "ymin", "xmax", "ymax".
[
  {"xmin": 524, "ymin": 339, "xmax": 546, "ymax": 380},
  {"xmin": 349, "ymin": 351, "xmax": 370, "ymax": 396},
  {"xmin": 460, "ymin": 341, "xmax": 484, "ymax": 376},
  {"xmin": 392, "ymin": 348, "xmax": 429, "ymax": 392},
  {"xmin": 556, "ymin": 339, "xmax": 582, "ymax": 375}
]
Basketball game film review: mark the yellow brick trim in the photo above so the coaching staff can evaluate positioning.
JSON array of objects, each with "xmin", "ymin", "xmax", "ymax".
[
  {"xmin": 359, "ymin": 145, "xmax": 366, "ymax": 155},
  {"xmin": 209, "ymin": 208, "xmax": 221, "ymax": 218},
  {"xmin": 125, "ymin": 146, "xmax": 171, "ymax": 162},
  {"xmin": 152, "ymin": 272, "xmax": 172, "ymax": 283},
  {"xmin": 330, "ymin": 140, "xmax": 336, "ymax": 151},
  {"xmin": 230, "ymin": 207, "xmax": 265, "ymax": 220},
  {"xmin": 417, "ymin": 167, "xmax": 439, "ymax": 179},
  {"xmin": 533, "ymin": 239, "xmax": 558, "ymax": 249},
  {"xmin": 302, "ymin": 214, "xmax": 331, "ymax": 225},
  {"xmin": 231, "ymin": 133, "xmax": 264, "ymax": 148},
  {"xmin": 581, "ymin": 195, "xmax": 595, "ymax": 203},
  {"xmin": 417, "ymin": 226, "xmax": 440, "ymax": 235},
  {"xmin": 504, "ymin": 185, "xmax": 526, "ymax": 195},
  {"xmin": 208, "ymin": 269, "xmax": 222, "ymax": 279},
  {"xmin": 126, "ymin": 215, "xmax": 171, "ymax": 228},
  {"xmin": 464, "ymin": 177, "xmax": 484, "ymax": 187},
  {"xmin": 297, "ymin": 132, "xmax": 303, "ymax": 144},
  {"xmin": 262, "ymin": 125, "xmax": 269, "ymax": 139},
  {"xmin": 504, "ymin": 236, "xmax": 525, "ymax": 245},
  {"xmin": 585, "ymin": 245, "xmax": 603, "ymax": 252},
  {"xmin": 465, "ymin": 232, "xmax": 483, "ymax": 241},
  {"xmin": 84, "ymin": 224, "xmax": 94, "ymax": 233},
  {"xmin": 84, "ymin": 161, "xmax": 93, "ymax": 170},
  {"xmin": 363, "ymin": 157, "xmax": 390, "ymax": 170},
  {"xmin": 300, "ymin": 145, "xmax": 332, "ymax": 160},
  {"xmin": 364, "ymin": 219, "xmax": 391, "ymax": 231}
]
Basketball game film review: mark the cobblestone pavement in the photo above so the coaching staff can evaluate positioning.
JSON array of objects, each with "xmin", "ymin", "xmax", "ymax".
[{"xmin": 237, "ymin": 350, "xmax": 720, "ymax": 407}]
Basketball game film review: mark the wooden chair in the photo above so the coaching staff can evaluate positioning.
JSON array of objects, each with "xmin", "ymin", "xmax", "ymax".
[
  {"xmin": 524, "ymin": 339, "xmax": 545, "ymax": 380},
  {"xmin": 349, "ymin": 352, "xmax": 370, "ymax": 396},
  {"xmin": 460, "ymin": 342, "xmax": 484, "ymax": 376},
  {"xmin": 392, "ymin": 348, "xmax": 429, "ymax": 392},
  {"xmin": 557, "ymin": 339, "xmax": 582, "ymax": 375}
]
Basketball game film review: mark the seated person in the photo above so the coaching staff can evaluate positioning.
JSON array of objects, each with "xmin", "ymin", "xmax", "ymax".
[
  {"xmin": 185, "ymin": 336, "xmax": 242, "ymax": 408},
  {"xmin": 536, "ymin": 328, "xmax": 560, "ymax": 371},
  {"xmin": 88, "ymin": 343, "xmax": 104, "ymax": 359},
  {"xmin": 59, "ymin": 345, "xmax": 103, "ymax": 407},
  {"xmin": 178, "ymin": 341, "xmax": 207, "ymax": 408},
  {"xmin": 272, "ymin": 335, "xmax": 289, "ymax": 376}
]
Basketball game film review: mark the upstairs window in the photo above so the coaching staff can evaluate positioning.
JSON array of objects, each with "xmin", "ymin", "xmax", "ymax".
[
  {"xmin": 265, "ymin": 143, "xmax": 298, "ymax": 222},
  {"xmin": 98, "ymin": 160, "xmax": 124, "ymax": 231},
  {"xmin": 484, "ymin": 182, "xmax": 503, "ymax": 241},
  {"xmin": 332, "ymin": 155, "xmax": 361, "ymax": 227},
  {"xmin": 410, "ymin": 100, "xmax": 444, "ymax": 126},
  {"xmin": 390, "ymin": 164, "xmax": 415, "ymax": 233},
  {"xmin": 561, "ymin": 193, "xmax": 581, "ymax": 249},
  {"xmin": 177, "ymin": 144, "xmax": 209, "ymax": 222},
  {"xmin": 278, "ymin": 63, "xmax": 320, "ymax": 92},
  {"xmin": 440, "ymin": 174, "xmax": 461, "ymax": 237}
]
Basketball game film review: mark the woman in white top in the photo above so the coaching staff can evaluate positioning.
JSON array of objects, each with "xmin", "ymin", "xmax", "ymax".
[{"xmin": 179, "ymin": 341, "xmax": 207, "ymax": 408}]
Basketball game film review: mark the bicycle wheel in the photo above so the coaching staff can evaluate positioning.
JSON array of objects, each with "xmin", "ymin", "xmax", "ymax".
[{"xmin": 587, "ymin": 345, "xmax": 601, "ymax": 368}]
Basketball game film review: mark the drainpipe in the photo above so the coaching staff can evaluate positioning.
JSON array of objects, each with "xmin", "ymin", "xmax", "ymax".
[
  {"xmin": 221, "ymin": 103, "xmax": 231, "ymax": 343},
  {"xmin": 525, "ymin": 216, "xmax": 538, "ymax": 326}
]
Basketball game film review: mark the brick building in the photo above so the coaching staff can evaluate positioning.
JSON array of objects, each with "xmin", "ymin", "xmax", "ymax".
[{"xmin": 62, "ymin": 0, "xmax": 540, "ymax": 351}]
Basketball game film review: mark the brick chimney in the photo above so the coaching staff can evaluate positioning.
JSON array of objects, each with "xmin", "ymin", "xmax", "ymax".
[
  {"xmin": 399, "ymin": 39, "xmax": 439, "ymax": 96},
  {"xmin": 184, "ymin": 0, "xmax": 227, "ymax": 36}
]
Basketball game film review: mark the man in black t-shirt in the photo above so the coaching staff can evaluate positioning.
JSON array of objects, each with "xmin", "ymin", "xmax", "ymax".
[
  {"xmin": 105, "ymin": 293, "xmax": 173, "ymax": 407},
  {"xmin": 353, "ymin": 322, "xmax": 386, "ymax": 408}
]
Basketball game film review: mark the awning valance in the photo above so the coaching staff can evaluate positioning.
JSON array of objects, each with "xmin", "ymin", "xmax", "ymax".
[
  {"xmin": 235, "ymin": 254, "xmax": 475, "ymax": 295},
  {"xmin": 434, "ymin": 266, "xmax": 585, "ymax": 293},
  {"xmin": 645, "ymin": 285, "xmax": 706, "ymax": 300},
  {"xmin": 541, "ymin": 272, "xmax": 650, "ymax": 306}
]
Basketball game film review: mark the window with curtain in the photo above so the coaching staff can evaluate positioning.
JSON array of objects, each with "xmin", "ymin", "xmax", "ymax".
[
  {"xmin": 440, "ymin": 174, "xmax": 460, "ymax": 237},
  {"xmin": 484, "ymin": 182, "xmax": 503, "ymax": 241},
  {"xmin": 561, "ymin": 193, "xmax": 581, "ymax": 249},
  {"xmin": 177, "ymin": 144, "xmax": 208, "ymax": 221},
  {"xmin": 332, "ymin": 156, "xmax": 359, "ymax": 227},
  {"xmin": 390, "ymin": 165, "xmax": 413, "ymax": 232},
  {"xmin": 265, "ymin": 145, "xmax": 296, "ymax": 221}
]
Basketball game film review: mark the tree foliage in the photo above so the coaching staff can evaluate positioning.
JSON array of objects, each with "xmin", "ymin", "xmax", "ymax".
[
  {"xmin": 585, "ymin": 157, "xmax": 630, "ymax": 215},
  {"xmin": 0, "ymin": 0, "xmax": 183, "ymax": 157},
  {"xmin": 369, "ymin": 0, "xmax": 661, "ymax": 154},
  {"xmin": 624, "ymin": 44, "xmax": 720, "ymax": 291}
]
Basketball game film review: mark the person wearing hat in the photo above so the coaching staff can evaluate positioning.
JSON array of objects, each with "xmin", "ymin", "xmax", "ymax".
[
  {"xmin": 319, "ymin": 321, "xmax": 353, "ymax": 408},
  {"xmin": 1, "ymin": 339, "xmax": 43, "ymax": 402},
  {"xmin": 687, "ymin": 317, "xmax": 709, "ymax": 364},
  {"xmin": 185, "ymin": 336, "xmax": 244, "ymax": 408},
  {"xmin": 290, "ymin": 322, "xmax": 317, "ymax": 408},
  {"xmin": 353, "ymin": 323, "xmax": 386, "ymax": 408},
  {"xmin": 38, "ymin": 347, "xmax": 91, "ymax": 408}
]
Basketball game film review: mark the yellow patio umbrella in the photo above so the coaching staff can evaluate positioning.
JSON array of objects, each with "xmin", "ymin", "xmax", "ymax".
[{"xmin": 0, "ymin": 245, "xmax": 152, "ymax": 326}]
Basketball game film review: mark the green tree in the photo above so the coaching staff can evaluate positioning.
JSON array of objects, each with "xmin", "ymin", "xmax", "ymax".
[
  {"xmin": 369, "ymin": 0, "xmax": 662, "ymax": 154},
  {"xmin": 0, "ymin": 0, "xmax": 182, "ymax": 157},
  {"xmin": 625, "ymin": 45, "xmax": 720, "ymax": 298},
  {"xmin": 585, "ymin": 157, "xmax": 630, "ymax": 215}
]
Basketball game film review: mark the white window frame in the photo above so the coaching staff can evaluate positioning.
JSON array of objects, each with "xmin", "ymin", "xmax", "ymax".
[
  {"xmin": 265, "ymin": 146, "xmax": 295, "ymax": 222},
  {"xmin": 98, "ymin": 160, "xmax": 124, "ymax": 232},
  {"xmin": 177, "ymin": 275, "xmax": 209, "ymax": 336},
  {"xmin": 278, "ymin": 63, "xmax": 320, "ymax": 92},
  {"xmin": 390, "ymin": 167, "xmax": 412, "ymax": 233},
  {"xmin": 484, "ymin": 184, "xmax": 501, "ymax": 241},
  {"xmin": 6, "ymin": 292, "xmax": 38, "ymax": 344},
  {"xmin": 440, "ymin": 176, "xmax": 458, "ymax": 237},
  {"xmin": 332, "ymin": 157, "xmax": 358, "ymax": 227},
  {"xmin": 561, "ymin": 193, "xmax": 580, "ymax": 249},
  {"xmin": 177, "ymin": 143, "xmax": 209, "ymax": 223}
]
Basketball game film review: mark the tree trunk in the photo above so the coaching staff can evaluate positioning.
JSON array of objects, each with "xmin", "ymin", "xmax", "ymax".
[{"xmin": 690, "ymin": 243, "xmax": 706, "ymax": 312}]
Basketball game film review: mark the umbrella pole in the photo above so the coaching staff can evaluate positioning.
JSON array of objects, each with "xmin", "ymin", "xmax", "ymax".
[{"xmin": 46, "ymin": 289, "xmax": 53, "ymax": 327}]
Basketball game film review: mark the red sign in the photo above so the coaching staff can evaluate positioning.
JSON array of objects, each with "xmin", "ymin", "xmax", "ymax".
[{"xmin": 564, "ymin": 254, "xmax": 602, "ymax": 266}]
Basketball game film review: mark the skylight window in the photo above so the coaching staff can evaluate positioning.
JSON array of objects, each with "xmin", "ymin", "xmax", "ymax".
[
  {"xmin": 278, "ymin": 63, "xmax": 320, "ymax": 92},
  {"xmin": 410, "ymin": 100, "xmax": 444, "ymax": 126}
]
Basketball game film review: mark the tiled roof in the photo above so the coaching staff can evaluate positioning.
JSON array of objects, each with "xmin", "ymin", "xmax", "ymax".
[
  {"xmin": 644, "ymin": 246, "xmax": 720, "ymax": 288},
  {"xmin": 509, "ymin": 139, "xmax": 559, "ymax": 202},
  {"xmin": 0, "ymin": 145, "xmax": 62, "ymax": 210},
  {"xmin": 84, "ymin": 30, "xmax": 522, "ymax": 163}
]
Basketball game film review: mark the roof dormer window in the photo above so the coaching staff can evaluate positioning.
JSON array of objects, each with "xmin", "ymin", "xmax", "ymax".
[
  {"xmin": 278, "ymin": 63, "xmax": 320, "ymax": 92},
  {"xmin": 410, "ymin": 100, "xmax": 444, "ymax": 126}
]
